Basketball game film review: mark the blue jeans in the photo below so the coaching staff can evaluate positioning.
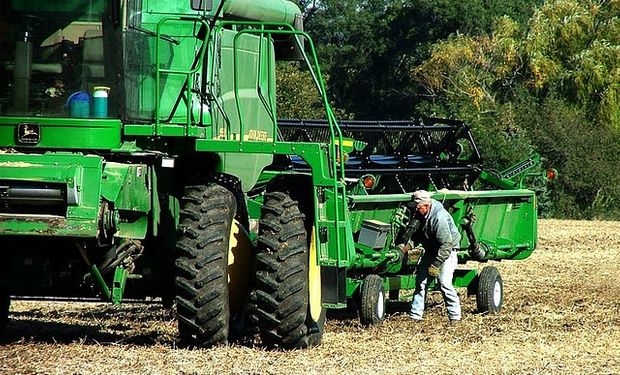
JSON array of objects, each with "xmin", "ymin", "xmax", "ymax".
[{"xmin": 410, "ymin": 251, "xmax": 461, "ymax": 321}]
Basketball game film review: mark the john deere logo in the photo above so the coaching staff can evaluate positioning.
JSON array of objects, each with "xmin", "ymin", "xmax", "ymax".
[{"xmin": 17, "ymin": 123, "xmax": 40, "ymax": 144}]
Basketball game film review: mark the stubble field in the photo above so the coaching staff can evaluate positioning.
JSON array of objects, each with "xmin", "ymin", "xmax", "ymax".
[{"xmin": 1, "ymin": 219, "xmax": 619, "ymax": 374}]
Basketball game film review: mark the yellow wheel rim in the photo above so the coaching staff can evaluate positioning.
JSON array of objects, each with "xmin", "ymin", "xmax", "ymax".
[
  {"xmin": 309, "ymin": 226, "xmax": 322, "ymax": 321},
  {"xmin": 228, "ymin": 219, "xmax": 252, "ymax": 313}
]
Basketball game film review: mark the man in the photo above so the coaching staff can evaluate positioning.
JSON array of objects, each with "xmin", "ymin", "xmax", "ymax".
[{"xmin": 405, "ymin": 190, "xmax": 461, "ymax": 323}]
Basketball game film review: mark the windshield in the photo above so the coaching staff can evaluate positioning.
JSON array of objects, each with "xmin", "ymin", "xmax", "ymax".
[{"xmin": 0, "ymin": 0, "xmax": 114, "ymax": 118}]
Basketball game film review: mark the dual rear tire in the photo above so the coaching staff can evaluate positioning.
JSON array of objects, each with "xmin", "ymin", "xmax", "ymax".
[
  {"xmin": 255, "ymin": 191, "xmax": 325, "ymax": 349},
  {"xmin": 174, "ymin": 185, "xmax": 324, "ymax": 349},
  {"xmin": 175, "ymin": 183, "xmax": 236, "ymax": 347}
]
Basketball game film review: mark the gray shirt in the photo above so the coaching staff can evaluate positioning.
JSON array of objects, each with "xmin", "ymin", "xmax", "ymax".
[{"xmin": 413, "ymin": 198, "xmax": 461, "ymax": 268}]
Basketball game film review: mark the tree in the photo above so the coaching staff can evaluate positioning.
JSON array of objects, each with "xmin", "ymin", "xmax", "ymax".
[
  {"xmin": 276, "ymin": 62, "xmax": 326, "ymax": 119},
  {"xmin": 413, "ymin": 0, "xmax": 620, "ymax": 218},
  {"xmin": 302, "ymin": 0, "xmax": 401, "ymax": 118},
  {"xmin": 276, "ymin": 61, "xmax": 350, "ymax": 119},
  {"xmin": 301, "ymin": 0, "xmax": 542, "ymax": 119},
  {"xmin": 525, "ymin": 0, "xmax": 620, "ymax": 129}
]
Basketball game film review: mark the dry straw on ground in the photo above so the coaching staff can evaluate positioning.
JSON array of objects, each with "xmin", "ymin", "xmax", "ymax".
[{"xmin": 1, "ymin": 219, "xmax": 618, "ymax": 374}]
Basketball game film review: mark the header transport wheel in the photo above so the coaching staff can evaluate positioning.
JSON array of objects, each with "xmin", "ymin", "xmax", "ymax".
[
  {"xmin": 359, "ymin": 274, "xmax": 386, "ymax": 326},
  {"xmin": 175, "ymin": 183, "xmax": 236, "ymax": 347},
  {"xmin": 476, "ymin": 266, "xmax": 504, "ymax": 313},
  {"xmin": 255, "ymin": 191, "xmax": 324, "ymax": 349}
]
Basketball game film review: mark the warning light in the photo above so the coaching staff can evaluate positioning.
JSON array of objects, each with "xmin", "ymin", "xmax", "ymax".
[
  {"xmin": 546, "ymin": 169, "xmax": 558, "ymax": 180},
  {"xmin": 362, "ymin": 175, "xmax": 376, "ymax": 189}
]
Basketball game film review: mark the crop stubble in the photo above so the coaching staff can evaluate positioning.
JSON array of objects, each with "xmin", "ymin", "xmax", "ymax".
[{"xmin": 0, "ymin": 219, "xmax": 618, "ymax": 374}]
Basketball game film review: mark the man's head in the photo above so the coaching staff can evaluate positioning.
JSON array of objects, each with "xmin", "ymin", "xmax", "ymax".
[{"xmin": 411, "ymin": 190, "xmax": 432, "ymax": 215}]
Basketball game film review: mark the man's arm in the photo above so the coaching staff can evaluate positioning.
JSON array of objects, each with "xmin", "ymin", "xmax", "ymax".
[
  {"xmin": 397, "ymin": 218, "xmax": 422, "ymax": 251},
  {"xmin": 431, "ymin": 216, "xmax": 455, "ymax": 268}
]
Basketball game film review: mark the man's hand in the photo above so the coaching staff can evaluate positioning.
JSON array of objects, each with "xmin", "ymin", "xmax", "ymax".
[
  {"xmin": 428, "ymin": 264, "xmax": 440, "ymax": 278},
  {"xmin": 398, "ymin": 243, "xmax": 413, "ymax": 253}
]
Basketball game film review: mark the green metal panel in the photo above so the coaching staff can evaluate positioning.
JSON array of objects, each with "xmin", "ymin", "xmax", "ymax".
[
  {"xmin": 0, "ymin": 153, "xmax": 154, "ymax": 239},
  {"xmin": 211, "ymin": 29, "xmax": 276, "ymax": 191},
  {"xmin": 195, "ymin": 140, "xmax": 339, "ymax": 193},
  {"xmin": 101, "ymin": 162, "xmax": 151, "ymax": 239},
  {"xmin": 465, "ymin": 196, "xmax": 537, "ymax": 260},
  {"xmin": 112, "ymin": 267, "xmax": 129, "ymax": 305},
  {"xmin": 101, "ymin": 163, "xmax": 151, "ymax": 213},
  {"xmin": 342, "ymin": 189, "xmax": 537, "ymax": 275},
  {"xmin": 320, "ymin": 187, "xmax": 354, "ymax": 267},
  {"xmin": 0, "ymin": 117, "xmax": 121, "ymax": 149},
  {"xmin": 0, "ymin": 153, "xmax": 103, "ymax": 237},
  {"xmin": 144, "ymin": 0, "xmax": 194, "ymax": 15}
]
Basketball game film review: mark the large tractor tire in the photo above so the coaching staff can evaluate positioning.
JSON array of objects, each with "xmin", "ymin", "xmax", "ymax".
[
  {"xmin": 359, "ymin": 274, "xmax": 386, "ymax": 326},
  {"xmin": 476, "ymin": 266, "xmax": 503, "ymax": 313},
  {"xmin": 255, "ymin": 191, "xmax": 325, "ymax": 349},
  {"xmin": 0, "ymin": 290, "xmax": 9, "ymax": 332},
  {"xmin": 175, "ymin": 183, "xmax": 236, "ymax": 347}
]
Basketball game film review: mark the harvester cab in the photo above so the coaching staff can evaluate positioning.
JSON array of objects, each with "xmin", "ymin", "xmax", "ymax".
[{"xmin": 0, "ymin": 0, "xmax": 545, "ymax": 350}]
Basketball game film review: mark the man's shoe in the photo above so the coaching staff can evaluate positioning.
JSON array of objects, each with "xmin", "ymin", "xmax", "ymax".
[
  {"xmin": 409, "ymin": 313, "xmax": 423, "ymax": 322},
  {"xmin": 449, "ymin": 319, "xmax": 460, "ymax": 325}
]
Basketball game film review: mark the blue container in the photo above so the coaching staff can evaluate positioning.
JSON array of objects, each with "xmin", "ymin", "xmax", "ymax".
[{"xmin": 66, "ymin": 91, "xmax": 91, "ymax": 118}]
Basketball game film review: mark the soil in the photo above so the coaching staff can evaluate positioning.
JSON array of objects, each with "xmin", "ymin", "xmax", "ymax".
[{"xmin": 1, "ymin": 219, "xmax": 618, "ymax": 374}]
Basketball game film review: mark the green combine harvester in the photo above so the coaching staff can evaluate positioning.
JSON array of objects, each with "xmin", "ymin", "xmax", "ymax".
[{"xmin": 0, "ymin": 0, "xmax": 549, "ymax": 348}]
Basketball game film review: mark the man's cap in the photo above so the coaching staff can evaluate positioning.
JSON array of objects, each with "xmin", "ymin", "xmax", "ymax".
[{"xmin": 410, "ymin": 190, "xmax": 432, "ymax": 206}]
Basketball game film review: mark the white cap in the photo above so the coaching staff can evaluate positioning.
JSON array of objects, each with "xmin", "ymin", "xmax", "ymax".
[{"xmin": 411, "ymin": 190, "xmax": 432, "ymax": 205}]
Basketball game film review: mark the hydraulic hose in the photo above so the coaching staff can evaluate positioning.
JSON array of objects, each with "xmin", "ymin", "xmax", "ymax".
[{"xmin": 461, "ymin": 215, "xmax": 486, "ymax": 261}]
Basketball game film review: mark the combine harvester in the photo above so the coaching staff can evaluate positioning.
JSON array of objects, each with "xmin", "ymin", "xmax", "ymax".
[{"xmin": 0, "ymin": 0, "xmax": 550, "ymax": 348}]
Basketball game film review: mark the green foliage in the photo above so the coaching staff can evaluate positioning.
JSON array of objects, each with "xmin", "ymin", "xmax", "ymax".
[
  {"xmin": 302, "ymin": 0, "xmax": 542, "ymax": 119},
  {"xmin": 276, "ymin": 61, "xmax": 351, "ymax": 119},
  {"xmin": 525, "ymin": 0, "xmax": 620, "ymax": 129},
  {"xmin": 516, "ymin": 97, "xmax": 620, "ymax": 219},
  {"xmin": 411, "ymin": 0, "xmax": 620, "ymax": 218},
  {"xmin": 276, "ymin": 61, "xmax": 325, "ymax": 119},
  {"xmin": 302, "ymin": 0, "xmax": 401, "ymax": 118}
]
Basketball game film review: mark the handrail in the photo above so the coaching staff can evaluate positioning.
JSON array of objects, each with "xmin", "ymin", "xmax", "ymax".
[
  {"xmin": 212, "ymin": 21, "xmax": 347, "ymax": 261},
  {"xmin": 155, "ymin": 16, "xmax": 211, "ymax": 133}
]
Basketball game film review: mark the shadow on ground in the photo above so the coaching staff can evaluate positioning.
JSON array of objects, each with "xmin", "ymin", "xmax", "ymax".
[{"xmin": 0, "ymin": 303, "xmax": 173, "ymax": 346}]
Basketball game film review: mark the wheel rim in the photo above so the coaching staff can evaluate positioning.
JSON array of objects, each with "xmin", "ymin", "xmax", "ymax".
[
  {"xmin": 377, "ymin": 290, "xmax": 385, "ymax": 318},
  {"xmin": 493, "ymin": 279, "xmax": 502, "ymax": 307},
  {"xmin": 228, "ymin": 219, "xmax": 252, "ymax": 313},
  {"xmin": 308, "ymin": 227, "xmax": 322, "ymax": 322}
]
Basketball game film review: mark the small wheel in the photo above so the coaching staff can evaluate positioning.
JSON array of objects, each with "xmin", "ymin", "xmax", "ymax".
[
  {"xmin": 0, "ymin": 290, "xmax": 9, "ymax": 332},
  {"xmin": 359, "ymin": 274, "xmax": 386, "ymax": 326},
  {"xmin": 476, "ymin": 266, "xmax": 503, "ymax": 313}
]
